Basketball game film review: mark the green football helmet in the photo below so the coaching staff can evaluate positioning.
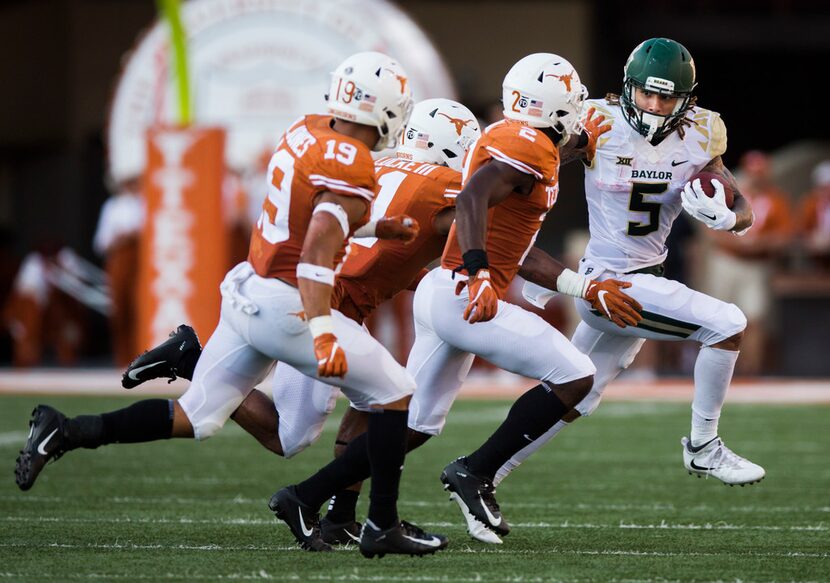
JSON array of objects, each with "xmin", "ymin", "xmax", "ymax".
[{"xmin": 621, "ymin": 38, "xmax": 697, "ymax": 142}]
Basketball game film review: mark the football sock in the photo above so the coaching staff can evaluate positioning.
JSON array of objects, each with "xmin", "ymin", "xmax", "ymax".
[
  {"xmin": 493, "ymin": 419, "xmax": 569, "ymax": 487},
  {"xmin": 295, "ymin": 433, "xmax": 371, "ymax": 510},
  {"xmin": 366, "ymin": 409, "xmax": 408, "ymax": 529},
  {"xmin": 66, "ymin": 399, "xmax": 174, "ymax": 448},
  {"xmin": 325, "ymin": 490, "xmax": 360, "ymax": 524},
  {"xmin": 691, "ymin": 346, "xmax": 739, "ymax": 446},
  {"xmin": 466, "ymin": 383, "xmax": 568, "ymax": 481}
]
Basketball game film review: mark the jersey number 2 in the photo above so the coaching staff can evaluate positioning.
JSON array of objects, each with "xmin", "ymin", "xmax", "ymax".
[{"xmin": 627, "ymin": 182, "xmax": 667, "ymax": 236}]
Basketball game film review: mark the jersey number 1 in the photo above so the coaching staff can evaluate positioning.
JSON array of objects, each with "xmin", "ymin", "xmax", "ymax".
[{"xmin": 627, "ymin": 182, "xmax": 667, "ymax": 236}]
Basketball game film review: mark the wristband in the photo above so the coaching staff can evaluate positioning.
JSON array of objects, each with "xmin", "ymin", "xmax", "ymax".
[
  {"xmin": 556, "ymin": 268, "xmax": 590, "ymax": 298},
  {"xmin": 458, "ymin": 248, "xmax": 489, "ymax": 277},
  {"xmin": 308, "ymin": 315, "xmax": 334, "ymax": 338},
  {"xmin": 296, "ymin": 263, "xmax": 335, "ymax": 286}
]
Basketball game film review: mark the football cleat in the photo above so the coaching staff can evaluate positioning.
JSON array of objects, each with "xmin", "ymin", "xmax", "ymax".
[
  {"xmin": 681, "ymin": 436, "xmax": 766, "ymax": 485},
  {"xmin": 359, "ymin": 519, "xmax": 448, "ymax": 558},
  {"xmin": 440, "ymin": 457, "xmax": 510, "ymax": 537},
  {"xmin": 122, "ymin": 325, "xmax": 201, "ymax": 389},
  {"xmin": 268, "ymin": 486, "xmax": 332, "ymax": 552},
  {"xmin": 15, "ymin": 405, "xmax": 69, "ymax": 491},
  {"xmin": 320, "ymin": 517, "xmax": 362, "ymax": 545}
]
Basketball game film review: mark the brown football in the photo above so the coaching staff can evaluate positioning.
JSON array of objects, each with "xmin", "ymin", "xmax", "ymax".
[{"xmin": 688, "ymin": 171, "xmax": 735, "ymax": 208}]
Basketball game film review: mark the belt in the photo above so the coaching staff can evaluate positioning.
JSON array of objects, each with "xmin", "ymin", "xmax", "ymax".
[{"xmin": 628, "ymin": 263, "xmax": 665, "ymax": 277}]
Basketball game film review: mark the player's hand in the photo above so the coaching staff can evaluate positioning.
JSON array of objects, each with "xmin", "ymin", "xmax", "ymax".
[
  {"xmin": 681, "ymin": 178, "xmax": 737, "ymax": 231},
  {"xmin": 584, "ymin": 279, "xmax": 642, "ymax": 328},
  {"xmin": 581, "ymin": 107, "xmax": 611, "ymax": 163},
  {"xmin": 459, "ymin": 269, "xmax": 498, "ymax": 324},
  {"xmin": 313, "ymin": 333, "xmax": 348, "ymax": 377},
  {"xmin": 376, "ymin": 215, "xmax": 420, "ymax": 243}
]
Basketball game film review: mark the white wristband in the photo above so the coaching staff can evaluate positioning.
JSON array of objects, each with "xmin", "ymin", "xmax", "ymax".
[
  {"xmin": 353, "ymin": 220, "xmax": 377, "ymax": 238},
  {"xmin": 313, "ymin": 202, "xmax": 350, "ymax": 238},
  {"xmin": 296, "ymin": 263, "xmax": 335, "ymax": 286},
  {"xmin": 556, "ymin": 268, "xmax": 590, "ymax": 298},
  {"xmin": 308, "ymin": 315, "xmax": 335, "ymax": 338}
]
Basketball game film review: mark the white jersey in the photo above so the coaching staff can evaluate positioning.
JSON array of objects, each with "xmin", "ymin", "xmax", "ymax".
[{"xmin": 583, "ymin": 98, "xmax": 727, "ymax": 272}]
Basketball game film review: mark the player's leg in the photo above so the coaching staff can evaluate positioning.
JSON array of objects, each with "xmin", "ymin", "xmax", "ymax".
[
  {"xmin": 261, "ymin": 304, "xmax": 445, "ymax": 556},
  {"xmin": 577, "ymin": 271, "xmax": 763, "ymax": 484},
  {"xmin": 412, "ymin": 269, "xmax": 595, "ymax": 537},
  {"xmin": 492, "ymin": 322, "xmax": 646, "ymax": 486}
]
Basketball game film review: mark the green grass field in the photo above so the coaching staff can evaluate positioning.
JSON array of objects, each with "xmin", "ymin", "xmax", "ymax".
[{"xmin": 1, "ymin": 395, "xmax": 828, "ymax": 582}]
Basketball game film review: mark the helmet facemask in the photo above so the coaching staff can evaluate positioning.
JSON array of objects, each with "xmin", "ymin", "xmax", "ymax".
[{"xmin": 621, "ymin": 77, "xmax": 693, "ymax": 142}]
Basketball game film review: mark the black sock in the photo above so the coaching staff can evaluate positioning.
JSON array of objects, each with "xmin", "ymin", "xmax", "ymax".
[
  {"xmin": 295, "ymin": 433, "xmax": 371, "ymax": 510},
  {"xmin": 366, "ymin": 409, "xmax": 408, "ymax": 529},
  {"xmin": 66, "ymin": 399, "xmax": 174, "ymax": 449},
  {"xmin": 465, "ymin": 384, "xmax": 568, "ymax": 480},
  {"xmin": 325, "ymin": 490, "xmax": 360, "ymax": 524}
]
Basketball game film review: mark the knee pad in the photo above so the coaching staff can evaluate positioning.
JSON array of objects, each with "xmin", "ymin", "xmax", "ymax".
[{"xmin": 574, "ymin": 388, "xmax": 603, "ymax": 417}]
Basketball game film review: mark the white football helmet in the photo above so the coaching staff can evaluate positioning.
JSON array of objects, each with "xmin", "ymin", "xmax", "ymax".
[
  {"xmin": 502, "ymin": 53, "xmax": 588, "ymax": 145},
  {"xmin": 327, "ymin": 52, "xmax": 414, "ymax": 152},
  {"xmin": 397, "ymin": 98, "xmax": 481, "ymax": 171}
]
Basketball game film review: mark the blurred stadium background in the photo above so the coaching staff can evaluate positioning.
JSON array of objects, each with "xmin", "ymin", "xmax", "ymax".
[{"xmin": 1, "ymin": 1, "xmax": 829, "ymax": 581}]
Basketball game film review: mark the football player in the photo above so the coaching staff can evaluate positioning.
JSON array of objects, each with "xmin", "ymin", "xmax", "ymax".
[
  {"xmin": 404, "ymin": 53, "xmax": 643, "ymax": 542},
  {"xmin": 15, "ymin": 51, "xmax": 449, "ymax": 558},
  {"xmin": 507, "ymin": 39, "xmax": 764, "ymax": 497}
]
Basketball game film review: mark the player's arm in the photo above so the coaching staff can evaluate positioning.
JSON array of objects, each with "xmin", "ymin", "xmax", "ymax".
[
  {"xmin": 519, "ymin": 247, "xmax": 642, "ymax": 328},
  {"xmin": 454, "ymin": 160, "xmax": 534, "ymax": 323},
  {"xmin": 298, "ymin": 191, "xmax": 368, "ymax": 377},
  {"xmin": 701, "ymin": 156, "xmax": 754, "ymax": 233}
]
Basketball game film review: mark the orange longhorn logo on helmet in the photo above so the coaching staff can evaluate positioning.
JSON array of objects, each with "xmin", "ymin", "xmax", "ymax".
[
  {"xmin": 437, "ymin": 112, "xmax": 475, "ymax": 136},
  {"xmin": 545, "ymin": 70, "xmax": 575, "ymax": 92},
  {"xmin": 384, "ymin": 67, "xmax": 408, "ymax": 93}
]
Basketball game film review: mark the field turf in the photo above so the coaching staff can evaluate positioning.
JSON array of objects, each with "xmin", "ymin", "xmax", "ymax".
[{"xmin": 0, "ymin": 395, "xmax": 828, "ymax": 582}]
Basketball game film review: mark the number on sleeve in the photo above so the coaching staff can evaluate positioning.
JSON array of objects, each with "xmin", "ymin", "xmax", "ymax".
[
  {"xmin": 324, "ymin": 140, "xmax": 358, "ymax": 165},
  {"xmin": 353, "ymin": 170, "xmax": 407, "ymax": 249},
  {"xmin": 518, "ymin": 127, "xmax": 537, "ymax": 142},
  {"xmin": 627, "ymin": 182, "xmax": 667, "ymax": 236}
]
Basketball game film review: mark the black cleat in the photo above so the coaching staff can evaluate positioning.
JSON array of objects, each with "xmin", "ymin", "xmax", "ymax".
[
  {"xmin": 440, "ymin": 457, "xmax": 510, "ymax": 537},
  {"xmin": 359, "ymin": 519, "xmax": 448, "ymax": 558},
  {"xmin": 122, "ymin": 325, "xmax": 201, "ymax": 389},
  {"xmin": 268, "ymin": 486, "xmax": 332, "ymax": 552},
  {"xmin": 15, "ymin": 405, "xmax": 69, "ymax": 491},
  {"xmin": 320, "ymin": 517, "xmax": 362, "ymax": 545}
]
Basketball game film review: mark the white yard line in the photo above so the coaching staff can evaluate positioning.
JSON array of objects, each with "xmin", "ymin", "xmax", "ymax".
[
  {"xmin": 0, "ymin": 431, "xmax": 26, "ymax": 447},
  {"xmin": 1, "ymin": 515, "xmax": 827, "ymax": 532}
]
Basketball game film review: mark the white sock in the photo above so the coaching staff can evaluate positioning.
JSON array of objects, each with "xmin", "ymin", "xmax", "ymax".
[
  {"xmin": 493, "ymin": 419, "xmax": 569, "ymax": 487},
  {"xmin": 691, "ymin": 345, "xmax": 739, "ymax": 447}
]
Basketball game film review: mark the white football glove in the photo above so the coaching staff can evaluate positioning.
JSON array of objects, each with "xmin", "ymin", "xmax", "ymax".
[{"xmin": 680, "ymin": 178, "xmax": 737, "ymax": 231}]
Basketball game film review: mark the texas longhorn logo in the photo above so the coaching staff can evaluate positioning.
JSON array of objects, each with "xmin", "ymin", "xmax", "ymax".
[
  {"xmin": 545, "ymin": 70, "xmax": 575, "ymax": 92},
  {"xmin": 437, "ymin": 112, "xmax": 476, "ymax": 136}
]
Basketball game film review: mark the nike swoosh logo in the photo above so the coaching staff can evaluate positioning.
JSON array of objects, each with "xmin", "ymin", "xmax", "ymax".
[
  {"xmin": 671, "ymin": 160, "xmax": 687, "ymax": 167},
  {"xmin": 27, "ymin": 425, "xmax": 34, "ymax": 440},
  {"xmin": 698, "ymin": 211, "xmax": 717, "ymax": 221},
  {"xmin": 298, "ymin": 508, "xmax": 314, "ymax": 538},
  {"xmin": 479, "ymin": 494, "xmax": 502, "ymax": 527},
  {"xmin": 523, "ymin": 433, "xmax": 533, "ymax": 442},
  {"xmin": 471, "ymin": 281, "xmax": 492, "ymax": 303},
  {"xmin": 689, "ymin": 460, "xmax": 714, "ymax": 471},
  {"xmin": 37, "ymin": 428, "xmax": 58, "ymax": 455},
  {"xmin": 127, "ymin": 361, "xmax": 165, "ymax": 381},
  {"xmin": 403, "ymin": 534, "xmax": 443, "ymax": 548},
  {"xmin": 597, "ymin": 290, "xmax": 611, "ymax": 317}
]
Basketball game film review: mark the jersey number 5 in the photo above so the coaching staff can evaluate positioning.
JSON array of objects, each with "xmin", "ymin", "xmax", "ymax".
[{"xmin": 627, "ymin": 182, "xmax": 667, "ymax": 236}]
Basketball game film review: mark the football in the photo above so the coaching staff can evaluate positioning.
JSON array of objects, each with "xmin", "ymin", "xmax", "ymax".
[{"xmin": 688, "ymin": 171, "xmax": 735, "ymax": 208}]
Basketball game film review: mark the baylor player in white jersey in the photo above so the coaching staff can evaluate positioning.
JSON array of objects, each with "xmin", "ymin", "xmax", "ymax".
[{"xmin": 505, "ymin": 38, "xmax": 765, "ymax": 508}]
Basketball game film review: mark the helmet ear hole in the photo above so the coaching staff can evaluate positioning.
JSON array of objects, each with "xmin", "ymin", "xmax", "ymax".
[
  {"xmin": 556, "ymin": 110, "xmax": 569, "ymax": 117},
  {"xmin": 442, "ymin": 149, "xmax": 457, "ymax": 159}
]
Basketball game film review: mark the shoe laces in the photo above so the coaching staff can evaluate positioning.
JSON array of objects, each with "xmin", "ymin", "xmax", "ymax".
[
  {"xmin": 400, "ymin": 520, "xmax": 428, "ymax": 539},
  {"xmin": 479, "ymin": 479, "xmax": 501, "ymax": 513},
  {"xmin": 710, "ymin": 441, "xmax": 747, "ymax": 470}
]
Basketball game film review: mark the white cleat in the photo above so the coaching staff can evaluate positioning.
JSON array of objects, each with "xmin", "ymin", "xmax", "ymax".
[
  {"xmin": 681, "ymin": 436, "xmax": 765, "ymax": 486},
  {"xmin": 449, "ymin": 492, "xmax": 503, "ymax": 544}
]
